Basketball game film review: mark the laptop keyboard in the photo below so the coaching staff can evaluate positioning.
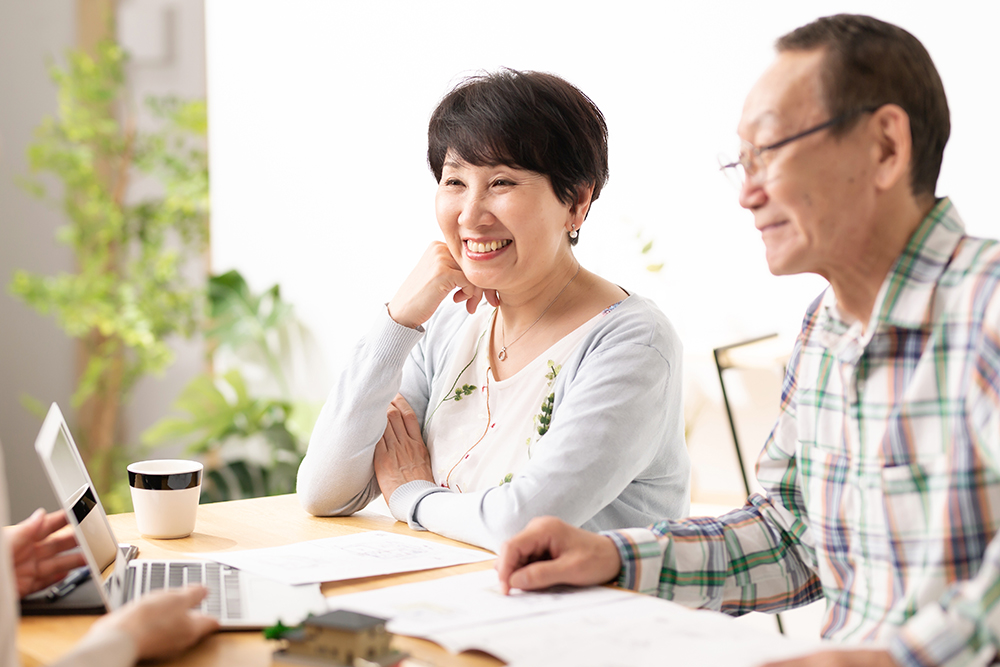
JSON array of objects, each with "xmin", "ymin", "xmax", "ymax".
[{"xmin": 126, "ymin": 561, "xmax": 243, "ymax": 620}]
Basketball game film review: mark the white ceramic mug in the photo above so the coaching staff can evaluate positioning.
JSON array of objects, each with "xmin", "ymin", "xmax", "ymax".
[{"xmin": 127, "ymin": 459, "xmax": 203, "ymax": 539}]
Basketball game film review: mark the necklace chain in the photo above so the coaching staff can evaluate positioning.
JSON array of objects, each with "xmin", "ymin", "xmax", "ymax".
[{"xmin": 497, "ymin": 265, "xmax": 581, "ymax": 361}]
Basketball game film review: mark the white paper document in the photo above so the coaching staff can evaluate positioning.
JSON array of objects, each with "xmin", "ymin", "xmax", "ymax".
[
  {"xmin": 332, "ymin": 569, "xmax": 631, "ymax": 636},
  {"xmin": 195, "ymin": 531, "xmax": 494, "ymax": 586},
  {"xmin": 438, "ymin": 594, "xmax": 826, "ymax": 667},
  {"xmin": 330, "ymin": 570, "xmax": 827, "ymax": 667}
]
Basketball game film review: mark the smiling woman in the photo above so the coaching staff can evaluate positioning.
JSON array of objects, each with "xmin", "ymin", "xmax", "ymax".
[{"xmin": 295, "ymin": 69, "xmax": 690, "ymax": 552}]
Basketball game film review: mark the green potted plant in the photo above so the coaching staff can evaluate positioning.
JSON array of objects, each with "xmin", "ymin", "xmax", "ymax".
[
  {"xmin": 9, "ymin": 39, "xmax": 209, "ymax": 509},
  {"xmin": 143, "ymin": 270, "xmax": 322, "ymax": 502}
]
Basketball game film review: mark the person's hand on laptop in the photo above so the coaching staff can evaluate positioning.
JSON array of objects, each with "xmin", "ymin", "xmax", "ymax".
[
  {"xmin": 4, "ymin": 507, "xmax": 85, "ymax": 597},
  {"xmin": 496, "ymin": 516, "xmax": 622, "ymax": 594},
  {"xmin": 92, "ymin": 586, "xmax": 219, "ymax": 660}
]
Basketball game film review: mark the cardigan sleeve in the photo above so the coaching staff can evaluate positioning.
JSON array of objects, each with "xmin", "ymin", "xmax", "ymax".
[{"xmin": 296, "ymin": 305, "xmax": 430, "ymax": 516}]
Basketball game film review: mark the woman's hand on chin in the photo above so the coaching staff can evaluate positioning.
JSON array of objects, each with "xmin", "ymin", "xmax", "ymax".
[
  {"xmin": 388, "ymin": 241, "xmax": 487, "ymax": 329},
  {"xmin": 374, "ymin": 393, "xmax": 435, "ymax": 499}
]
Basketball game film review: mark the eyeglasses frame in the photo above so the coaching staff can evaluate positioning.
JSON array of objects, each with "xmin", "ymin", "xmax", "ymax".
[{"xmin": 720, "ymin": 105, "xmax": 882, "ymax": 182}]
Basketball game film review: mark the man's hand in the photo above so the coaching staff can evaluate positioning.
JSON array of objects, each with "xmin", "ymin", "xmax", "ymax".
[
  {"xmin": 374, "ymin": 394, "xmax": 435, "ymax": 500},
  {"xmin": 387, "ymin": 242, "xmax": 497, "ymax": 329},
  {"xmin": 92, "ymin": 586, "xmax": 219, "ymax": 660},
  {"xmin": 759, "ymin": 649, "xmax": 897, "ymax": 667},
  {"xmin": 4, "ymin": 508, "xmax": 86, "ymax": 597},
  {"xmin": 496, "ymin": 516, "xmax": 622, "ymax": 594}
]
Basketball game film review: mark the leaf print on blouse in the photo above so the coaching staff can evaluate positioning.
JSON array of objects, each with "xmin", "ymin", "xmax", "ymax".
[
  {"xmin": 425, "ymin": 326, "xmax": 489, "ymax": 426},
  {"xmin": 450, "ymin": 384, "xmax": 476, "ymax": 400},
  {"xmin": 499, "ymin": 473, "xmax": 513, "ymax": 486},
  {"xmin": 527, "ymin": 360, "xmax": 561, "ymax": 458}
]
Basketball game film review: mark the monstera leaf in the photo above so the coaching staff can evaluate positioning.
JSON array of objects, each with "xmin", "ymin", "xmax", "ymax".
[
  {"xmin": 143, "ymin": 269, "xmax": 326, "ymax": 502},
  {"xmin": 142, "ymin": 369, "xmax": 289, "ymax": 451},
  {"xmin": 142, "ymin": 368, "xmax": 305, "ymax": 502},
  {"xmin": 207, "ymin": 270, "xmax": 291, "ymax": 351},
  {"xmin": 206, "ymin": 270, "xmax": 295, "ymax": 396}
]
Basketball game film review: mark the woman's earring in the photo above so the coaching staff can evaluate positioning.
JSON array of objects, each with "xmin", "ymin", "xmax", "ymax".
[{"xmin": 569, "ymin": 224, "xmax": 578, "ymax": 239}]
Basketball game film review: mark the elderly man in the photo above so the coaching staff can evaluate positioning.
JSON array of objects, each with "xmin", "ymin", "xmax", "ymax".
[{"xmin": 496, "ymin": 14, "xmax": 999, "ymax": 667}]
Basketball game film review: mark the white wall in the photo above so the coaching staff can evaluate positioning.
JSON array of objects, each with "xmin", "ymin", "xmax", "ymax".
[
  {"xmin": 0, "ymin": 0, "xmax": 76, "ymax": 520},
  {"xmin": 205, "ymin": 0, "xmax": 1000, "ymax": 390}
]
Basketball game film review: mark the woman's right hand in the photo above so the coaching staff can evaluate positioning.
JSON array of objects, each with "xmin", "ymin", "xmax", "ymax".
[
  {"xmin": 91, "ymin": 586, "xmax": 219, "ymax": 660},
  {"xmin": 387, "ymin": 242, "xmax": 497, "ymax": 329}
]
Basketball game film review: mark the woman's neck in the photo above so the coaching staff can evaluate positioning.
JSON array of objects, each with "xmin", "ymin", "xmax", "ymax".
[{"xmin": 495, "ymin": 261, "xmax": 582, "ymax": 334}]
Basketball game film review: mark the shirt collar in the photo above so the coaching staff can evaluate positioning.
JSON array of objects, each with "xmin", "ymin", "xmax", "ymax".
[{"xmin": 816, "ymin": 198, "xmax": 964, "ymax": 351}]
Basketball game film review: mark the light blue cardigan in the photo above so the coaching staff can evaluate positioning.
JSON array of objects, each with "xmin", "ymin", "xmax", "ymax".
[{"xmin": 297, "ymin": 294, "xmax": 690, "ymax": 552}]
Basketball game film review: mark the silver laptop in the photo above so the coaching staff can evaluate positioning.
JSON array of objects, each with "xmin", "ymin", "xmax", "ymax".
[{"xmin": 34, "ymin": 403, "xmax": 328, "ymax": 629}]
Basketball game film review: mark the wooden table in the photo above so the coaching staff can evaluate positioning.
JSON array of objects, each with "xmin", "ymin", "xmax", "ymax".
[{"xmin": 17, "ymin": 494, "xmax": 503, "ymax": 667}]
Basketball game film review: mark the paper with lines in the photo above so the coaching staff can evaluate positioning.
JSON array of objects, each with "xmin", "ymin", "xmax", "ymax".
[{"xmin": 196, "ymin": 530, "xmax": 493, "ymax": 585}]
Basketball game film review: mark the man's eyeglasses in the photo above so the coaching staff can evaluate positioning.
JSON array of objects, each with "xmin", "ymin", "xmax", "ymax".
[{"xmin": 719, "ymin": 105, "xmax": 881, "ymax": 188}]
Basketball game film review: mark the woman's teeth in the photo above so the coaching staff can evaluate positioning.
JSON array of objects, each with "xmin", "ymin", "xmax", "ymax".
[{"xmin": 466, "ymin": 239, "xmax": 511, "ymax": 253}]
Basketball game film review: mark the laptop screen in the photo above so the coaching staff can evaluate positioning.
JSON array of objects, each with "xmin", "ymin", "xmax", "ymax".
[{"xmin": 34, "ymin": 403, "xmax": 125, "ymax": 607}]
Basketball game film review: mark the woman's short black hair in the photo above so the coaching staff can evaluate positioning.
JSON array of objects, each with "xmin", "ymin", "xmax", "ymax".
[{"xmin": 428, "ymin": 69, "xmax": 609, "ymax": 215}]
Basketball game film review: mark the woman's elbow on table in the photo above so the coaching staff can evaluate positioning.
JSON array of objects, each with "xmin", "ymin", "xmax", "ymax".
[
  {"xmin": 295, "ymin": 460, "xmax": 344, "ymax": 516},
  {"xmin": 297, "ymin": 488, "xmax": 365, "ymax": 517},
  {"xmin": 297, "ymin": 488, "xmax": 332, "ymax": 517},
  {"xmin": 296, "ymin": 487, "xmax": 328, "ymax": 518},
  {"xmin": 296, "ymin": 463, "xmax": 380, "ymax": 517}
]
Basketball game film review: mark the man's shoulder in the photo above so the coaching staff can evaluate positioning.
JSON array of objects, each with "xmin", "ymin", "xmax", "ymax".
[
  {"xmin": 935, "ymin": 234, "xmax": 1000, "ymax": 319},
  {"xmin": 947, "ymin": 234, "xmax": 1000, "ymax": 281}
]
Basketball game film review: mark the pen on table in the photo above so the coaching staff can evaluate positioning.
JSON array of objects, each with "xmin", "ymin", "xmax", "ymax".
[{"xmin": 45, "ymin": 566, "xmax": 91, "ymax": 601}]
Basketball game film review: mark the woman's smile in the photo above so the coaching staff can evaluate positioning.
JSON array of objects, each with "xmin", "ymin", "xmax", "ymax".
[
  {"xmin": 464, "ymin": 238, "xmax": 512, "ymax": 257},
  {"xmin": 436, "ymin": 156, "xmax": 581, "ymax": 297}
]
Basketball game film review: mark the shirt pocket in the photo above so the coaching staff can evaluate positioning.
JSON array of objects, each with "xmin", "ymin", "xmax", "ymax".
[{"xmin": 880, "ymin": 455, "xmax": 949, "ymax": 571}]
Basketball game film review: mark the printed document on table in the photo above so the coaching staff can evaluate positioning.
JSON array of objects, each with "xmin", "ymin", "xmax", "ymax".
[
  {"xmin": 194, "ymin": 531, "xmax": 493, "ymax": 586},
  {"xmin": 331, "ymin": 569, "xmax": 633, "ymax": 636},
  {"xmin": 435, "ymin": 595, "xmax": 828, "ymax": 667},
  {"xmin": 329, "ymin": 569, "xmax": 828, "ymax": 666}
]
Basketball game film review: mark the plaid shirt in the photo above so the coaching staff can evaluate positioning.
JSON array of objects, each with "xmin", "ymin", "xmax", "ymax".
[{"xmin": 607, "ymin": 199, "xmax": 1000, "ymax": 667}]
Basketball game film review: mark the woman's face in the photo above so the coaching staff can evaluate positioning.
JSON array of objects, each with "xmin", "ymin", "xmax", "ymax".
[{"xmin": 435, "ymin": 152, "xmax": 582, "ymax": 295}]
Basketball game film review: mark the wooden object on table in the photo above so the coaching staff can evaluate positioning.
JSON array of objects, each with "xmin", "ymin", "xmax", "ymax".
[{"xmin": 18, "ymin": 494, "xmax": 500, "ymax": 667}]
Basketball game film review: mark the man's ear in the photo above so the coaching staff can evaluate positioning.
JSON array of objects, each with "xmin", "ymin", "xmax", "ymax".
[
  {"xmin": 568, "ymin": 183, "xmax": 596, "ymax": 228},
  {"xmin": 871, "ymin": 104, "xmax": 913, "ymax": 192}
]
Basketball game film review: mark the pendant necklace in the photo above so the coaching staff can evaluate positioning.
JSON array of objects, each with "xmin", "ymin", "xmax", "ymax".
[{"xmin": 497, "ymin": 264, "xmax": 581, "ymax": 361}]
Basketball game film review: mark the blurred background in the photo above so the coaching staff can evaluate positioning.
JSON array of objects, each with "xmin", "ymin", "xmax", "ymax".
[{"xmin": 2, "ymin": 1, "xmax": 998, "ymax": 535}]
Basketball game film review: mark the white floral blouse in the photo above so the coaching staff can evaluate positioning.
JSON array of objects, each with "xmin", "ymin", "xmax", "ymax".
[{"xmin": 423, "ymin": 305, "xmax": 610, "ymax": 494}]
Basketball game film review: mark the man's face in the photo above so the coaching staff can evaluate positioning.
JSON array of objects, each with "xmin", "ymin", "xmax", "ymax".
[{"xmin": 737, "ymin": 49, "xmax": 878, "ymax": 278}]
